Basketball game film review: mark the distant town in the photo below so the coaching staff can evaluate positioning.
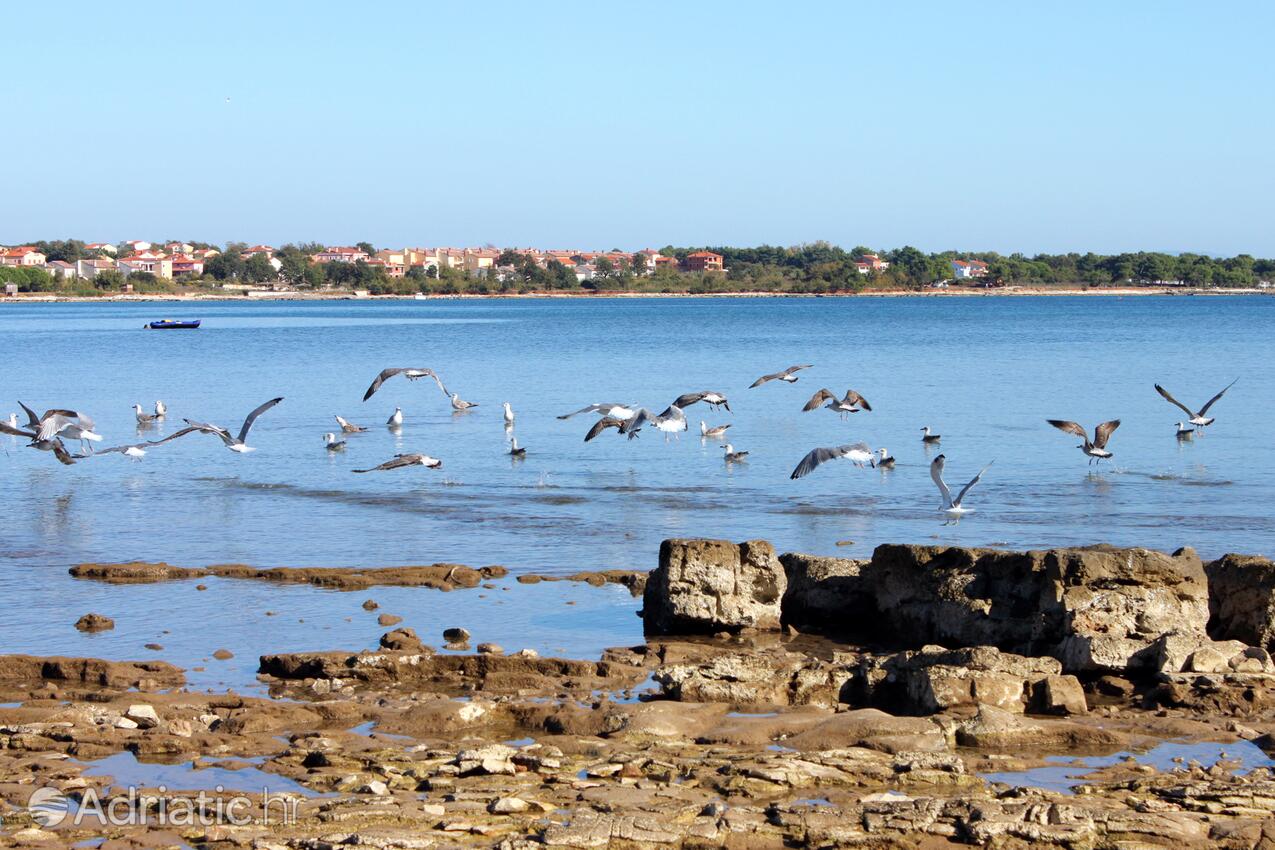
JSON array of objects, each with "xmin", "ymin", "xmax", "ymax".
[{"xmin": 1, "ymin": 240, "xmax": 1271, "ymax": 297}]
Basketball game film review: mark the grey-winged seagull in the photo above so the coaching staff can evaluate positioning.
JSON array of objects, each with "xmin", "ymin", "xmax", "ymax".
[
  {"xmin": 335, "ymin": 415, "xmax": 367, "ymax": 433},
  {"xmin": 353, "ymin": 453, "xmax": 442, "ymax": 473},
  {"xmin": 931, "ymin": 453, "xmax": 992, "ymax": 515},
  {"xmin": 749, "ymin": 364, "xmax": 812, "ymax": 388},
  {"xmin": 1155, "ymin": 379, "xmax": 1236, "ymax": 428},
  {"xmin": 180, "ymin": 397, "xmax": 283, "ymax": 453},
  {"xmin": 557, "ymin": 403, "xmax": 637, "ymax": 420},
  {"xmin": 362, "ymin": 367, "xmax": 447, "ymax": 401},
  {"xmin": 789, "ymin": 442, "xmax": 876, "ymax": 479},
  {"xmin": 1047, "ymin": 418, "xmax": 1120, "ymax": 465}
]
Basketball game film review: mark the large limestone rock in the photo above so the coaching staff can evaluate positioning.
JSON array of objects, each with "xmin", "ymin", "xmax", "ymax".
[
  {"xmin": 779, "ymin": 552, "xmax": 871, "ymax": 634},
  {"xmin": 642, "ymin": 539, "xmax": 786, "ymax": 635},
  {"xmin": 1205, "ymin": 553, "xmax": 1275, "ymax": 650}
]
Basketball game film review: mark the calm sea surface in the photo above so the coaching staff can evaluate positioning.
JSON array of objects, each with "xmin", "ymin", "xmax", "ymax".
[{"xmin": 2, "ymin": 296, "xmax": 1272, "ymax": 689}]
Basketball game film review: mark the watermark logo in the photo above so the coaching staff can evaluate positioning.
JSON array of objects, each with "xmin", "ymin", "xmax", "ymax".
[{"xmin": 24, "ymin": 785, "xmax": 299, "ymax": 828}]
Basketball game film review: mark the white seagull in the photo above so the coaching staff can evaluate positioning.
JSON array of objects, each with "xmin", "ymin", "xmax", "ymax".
[
  {"xmin": 700, "ymin": 421, "xmax": 731, "ymax": 438},
  {"xmin": 557, "ymin": 403, "xmax": 638, "ymax": 420},
  {"xmin": 1047, "ymin": 418, "xmax": 1120, "ymax": 465},
  {"xmin": 723, "ymin": 443, "xmax": 749, "ymax": 463},
  {"xmin": 502, "ymin": 402, "xmax": 515, "ymax": 427},
  {"xmin": 750, "ymin": 364, "xmax": 813, "ymax": 388},
  {"xmin": 672, "ymin": 391, "xmax": 731, "ymax": 412},
  {"xmin": 324, "ymin": 432, "xmax": 347, "ymax": 451},
  {"xmin": 387, "ymin": 407, "xmax": 403, "ymax": 428},
  {"xmin": 789, "ymin": 442, "xmax": 876, "ymax": 479},
  {"xmin": 920, "ymin": 426, "xmax": 941, "ymax": 444},
  {"xmin": 89, "ymin": 428, "xmax": 201, "ymax": 461},
  {"xmin": 154, "ymin": 400, "xmax": 167, "ymax": 418},
  {"xmin": 353, "ymin": 453, "xmax": 442, "ymax": 473},
  {"xmin": 179, "ymin": 397, "xmax": 284, "ymax": 453},
  {"xmin": 931, "ymin": 454, "xmax": 992, "ymax": 515},
  {"xmin": 876, "ymin": 447, "xmax": 895, "ymax": 469},
  {"xmin": 362, "ymin": 367, "xmax": 447, "ymax": 401},
  {"xmin": 621, "ymin": 405, "xmax": 688, "ymax": 440},
  {"xmin": 1155, "ymin": 380, "xmax": 1237, "ymax": 428},
  {"xmin": 335, "ymin": 415, "xmax": 367, "ymax": 433}
]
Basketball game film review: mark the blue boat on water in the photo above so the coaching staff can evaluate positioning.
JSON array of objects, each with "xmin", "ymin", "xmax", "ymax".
[{"xmin": 146, "ymin": 319, "xmax": 201, "ymax": 330}]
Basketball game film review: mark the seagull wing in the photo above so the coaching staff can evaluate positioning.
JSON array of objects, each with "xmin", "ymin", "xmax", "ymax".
[
  {"xmin": 95, "ymin": 443, "xmax": 148, "ymax": 455},
  {"xmin": 0, "ymin": 421, "xmax": 35, "ymax": 438},
  {"xmin": 802, "ymin": 389, "xmax": 835, "ymax": 412},
  {"xmin": 237, "ymin": 397, "xmax": 284, "ymax": 443},
  {"xmin": 51, "ymin": 440, "xmax": 77, "ymax": 465},
  {"xmin": 1093, "ymin": 419, "xmax": 1121, "ymax": 449},
  {"xmin": 584, "ymin": 416, "xmax": 622, "ymax": 442},
  {"xmin": 930, "ymin": 455, "xmax": 953, "ymax": 508},
  {"xmin": 671, "ymin": 392, "xmax": 707, "ymax": 409},
  {"xmin": 557, "ymin": 404, "xmax": 608, "ymax": 419},
  {"xmin": 353, "ymin": 454, "xmax": 417, "ymax": 473},
  {"xmin": 843, "ymin": 389, "xmax": 871, "ymax": 411},
  {"xmin": 1154, "ymin": 385, "xmax": 1194, "ymax": 417},
  {"xmin": 784, "ymin": 364, "xmax": 813, "ymax": 375},
  {"xmin": 749, "ymin": 373, "xmax": 779, "ymax": 388},
  {"xmin": 1198, "ymin": 378, "xmax": 1238, "ymax": 415},
  {"xmin": 37, "ymin": 413, "xmax": 76, "ymax": 441},
  {"xmin": 182, "ymin": 418, "xmax": 235, "ymax": 446},
  {"xmin": 149, "ymin": 426, "xmax": 205, "ymax": 446},
  {"xmin": 953, "ymin": 461, "xmax": 993, "ymax": 508},
  {"xmin": 19, "ymin": 402, "xmax": 42, "ymax": 433},
  {"xmin": 1047, "ymin": 419, "xmax": 1089, "ymax": 441},
  {"xmin": 362, "ymin": 368, "xmax": 408, "ymax": 401},
  {"xmin": 621, "ymin": 407, "xmax": 657, "ymax": 439},
  {"xmin": 428, "ymin": 372, "xmax": 449, "ymax": 397},
  {"xmin": 790, "ymin": 444, "xmax": 857, "ymax": 479}
]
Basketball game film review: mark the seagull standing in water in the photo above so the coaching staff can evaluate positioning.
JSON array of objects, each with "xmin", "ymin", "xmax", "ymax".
[
  {"xmin": 1154, "ymin": 380, "xmax": 1237, "ymax": 429},
  {"xmin": 133, "ymin": 404, "xmax": 160, "ymax": 426},
  {"xmin": 179, "ymin": 397, "xmax": 284, "ymax": 453},
  {"xmin": 324, "ymin": 432, "xmax": 347, "ymax": 451},
  {"xmin": 353, "ymin": 453, "xmax": 442, "ymax": 473},
  {"xmin": 503, "ymin": 403, "xmax": 515, "ymax": 428},
  {"xmin": 154, "ymin": 400, "xmax": 167, "ymax": 418},
  {"xmin": 1047, "ymin": 419, "xmax": 1120, "ymax": 465},
  {"xmin": 387, "ymin": 407, "xmax": 403, "ymax": 429},
  {"xmin": 789, "ymin": 442, "xmax": 876, "ymax": 479},
  {"xmin": 335, "ymin": 415, "xmax": 367, "ymax": 433},
  {"xmin": 931, "ymin": 454, "xmax": 992, "ymax": 517},
  {"xmin": 450, "ymin": 392, "xmax": 478, "ymax": 412},
  {"xmin": 749, "ymin": 364, "xmax": 813, "ymax": 388}
]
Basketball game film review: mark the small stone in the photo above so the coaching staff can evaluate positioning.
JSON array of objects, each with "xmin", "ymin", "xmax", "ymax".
[
  {"xmin": 378, "ymin": 613, "xmax": 403, "ymax": 627},
  {"xmin": 144, "ymin": 643, "xmax": 164, "ymax": 651},
  {"xmin": 75, "ymin": 613, "xmax": 114, "ymax": 632},
  {"xmin": 359, "ymin": 780, "xmax": 390, "ymax": 796},
  {"xmin": 125, "ymin": 704, "xmax": 160, "ymax": 729},
  {"xmin": 196, "ymin": 584, "xmax": 207, "ymax": 591},
  {"xmin": 476, "ymin": 643, "xmax": 503, "ymax": 655},
  {"xmin": 513, "ymin": 648, "xmax": 539, "ymax": 658},
  {"xmin": 421, "ymin": 803, "xmax": 446, "ymax": 817},
  {"xmin": 443, "ymin": 627, "xmax": 471, "ymax": 643},
  {"xmin": 114, "ymin": 717, "xmax": 139, "ymax": 730},
  {"xmin": 168, "ymin": 719, "xmax": 194, "ymax": 738},
  {"xmin": 212, "ymin": 649, "xmax": 234, "ymax": 660},
  {"xmin": 489, "ymin": 796, "xmax": 529, "ymax": 814},
  {"xmin": 380, "ymin": 627, "xmax": 423, "ymax": 652},
  {"xmin": 362, "ymin": 599, "xmax": 379, "ymax": 611}
]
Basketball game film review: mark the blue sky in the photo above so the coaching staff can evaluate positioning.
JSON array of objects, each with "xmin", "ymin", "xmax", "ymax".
[{"xmin": 5, "ymin": 1, "xmax": 1273, "ymax": 254}]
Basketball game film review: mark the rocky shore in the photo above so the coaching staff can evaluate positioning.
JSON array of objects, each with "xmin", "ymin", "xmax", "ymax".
[{"xmin": 6, "ymin": 540, "xmax": 1275, "ymax": 848}]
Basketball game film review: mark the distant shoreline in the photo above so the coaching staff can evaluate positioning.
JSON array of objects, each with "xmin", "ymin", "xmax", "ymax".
[{"xmin": 0, "ymin": 285, "xmax": 1267, "ymax": 304}]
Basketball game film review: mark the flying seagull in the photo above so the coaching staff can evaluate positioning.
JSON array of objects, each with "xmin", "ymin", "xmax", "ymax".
[
  {"xmin": 789, "ymin": 442, "xmax": 876, "ymax": 479},
  {"xmin": 180, "ymin": 397, "xmax": 284, "ymax": 453},
  {"xmin": 33, "ymin": 408, "xmax": 102, "ymax": 450},
  {"xmin": 700, "ymin": 421, "xmax": 731, "ymax": 438},
  {"xmin": 584, "ymin": 416, "xmax": 626, "ymax": 442},
  {"xmin": 87, "ymin": 428, "xmax": 202, "ymax": 461},
  {"xmin": 621, "ymin": 405, "xmax": 688, "ymax": 440},
  {"xmin": 387, "ymin": 407, "xmax": 403, "ymax": 428},
  {"xmin": 335, "ymin": 415, "xmax": 367, "ymax": 433},
  {"xmin": 450, "ymin": 392, "xmax": 478, "ymax": 412},
  {"xmin": 362, "ymin": 367, "xmax": 447, "ymax": 401},
  {"xmin": 324, "ymin": 432, "xmax": 347, "ymax": 451},
  {"xmin": 931, "ymin": 454, "xmax": 992, "ymax": 515},
  {"xmin": 876, "ymin": 447, "xmax": 895, "ymax": 469},
  {"xmin": 749, "ymin": 364, "xmax": 812, "ymax": 388},
  {"xmin": 353, "ymin": 453, "xmax": 442, "ymax": 473},
  {"xmin": 672, "ymin": 391, "xmax": 730, "ymax": 412},
  {"xmin": 1155, "ymin": 380, "xmax": 1237, "ymax": 428},
  {"xmin": 802, "ymin": 388, "xmax": 871, "ymax": 418},
  {"xmin": 1047, "ymin": 419, "xmax": 1120, "ymax": 464},
  {"xmin": 920, "ymin": 426, "xmax": 941, "ymax": 444},
  {"xmin": 557, "ymin": 403, "xmax": 638, "ymax": 420},
  {"xmin": 723, "ymin": 443, "xmax": 749, "ymax": 463},
  {"xmin": 0, "ymin": 405, "xmax": 78, "ymax": 464}
]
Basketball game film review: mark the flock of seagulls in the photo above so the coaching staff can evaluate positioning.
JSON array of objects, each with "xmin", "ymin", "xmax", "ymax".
[{"xmin": 0, "ymin": 366, "xmax": 1240, "ymax": 521}]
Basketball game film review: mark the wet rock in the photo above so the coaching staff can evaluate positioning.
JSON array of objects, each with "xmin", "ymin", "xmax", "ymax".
[
  {"xmin": 70, "ymin": 561, "xmax": 510, "ymax": 591},
  {"xmin": 955, "ymin": 704, "xmax": 1121, "ymax": 749},
  {"xmin": 779, "ymin": 552, "xmax": 871, "ymax": 635},
  {"xmin": 653, "ymin": 646, "xmax": 848, "ymax": 706},
  {"xmin": 443, "ymin": 627, "xmax": 471, "ymax": 643},
  {"xmin": 212, "ymin": 649, "xmax": 234, "ymax": 660},
  {"xmin": 643, "ymin": 538, "xmax": 786, "ymax": 635},
  {"xmin": 144, "ymin": 643, "xmax": 164, "ymax": 651},
  {"xmin": 0, "ymin": 655, "xmax": 184, "ymax": 689},
  {"xmin": 1206, "ymin": 553, "xmax": 1275, "ymax": 650},
  {"xmin": 74, "ymin": 613, "xmax": 114, "ymax": 632},
  {"xmin": 376, "ymin": 613, "xmax": 401, "ymax": 627},
  {"xmin": 362, "ymin": 599, "xmax": 379, "ymax": 610},
  {"xmin": 856, "ymin": 645, "xmax": 1064, "ymax": 715},
  {"xmin": 379, "ymin": 628, "xmax": 423, "ymax": 652},
  {"xmin": 476, "ymin": 643, "xmax": 503, "ymax": 655}
]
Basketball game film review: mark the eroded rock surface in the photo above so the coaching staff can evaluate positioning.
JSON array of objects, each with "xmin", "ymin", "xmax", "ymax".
[{"xmin": 642, "ymin": 538, "xmax": 786, "ymax": 634}]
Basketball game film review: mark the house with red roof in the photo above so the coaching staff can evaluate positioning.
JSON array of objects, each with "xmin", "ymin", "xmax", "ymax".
[
  {"xmin": 853, "ymin": 253, "xmax": 890, "ymax": 274},
  {"xmin": 951, "ymin": 259, "xmax": 989, "ymax": 279},
  {"xmin": 313, "ymin": 246, "xmax": 369, "ymax": 263},
  {"xmin": 0, "ymin": 246, "xmax": 46, "ymax": 267},
  {"xmin": 169, "ymin": 254, "xmax": 204, "ymax": 276},
  {"xmin": 84, "ymin": 242, "xmax": 117, "ymax": 255},
  {"xmin": 681, "ymin": 251, "xmax": 724, "ymax": 273}
]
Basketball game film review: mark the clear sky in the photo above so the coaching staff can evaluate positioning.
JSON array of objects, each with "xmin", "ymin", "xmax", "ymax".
[{"xmin": 6, "ymin": 1, "xmax": 1273, "ymax": 255}]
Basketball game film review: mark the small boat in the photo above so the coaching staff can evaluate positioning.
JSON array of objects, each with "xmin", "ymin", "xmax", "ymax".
[{"xmin": 146, "ymin": 319, "xmax": 201, "ymax": 330}]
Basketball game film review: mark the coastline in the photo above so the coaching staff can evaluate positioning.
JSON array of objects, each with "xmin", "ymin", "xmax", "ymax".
[{"xmin": 0, "ymin": 285, "xmax": 1267, "ymax": 304}]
